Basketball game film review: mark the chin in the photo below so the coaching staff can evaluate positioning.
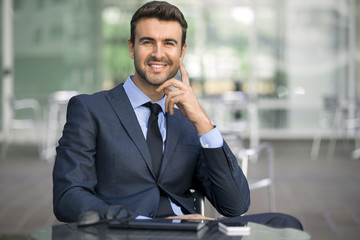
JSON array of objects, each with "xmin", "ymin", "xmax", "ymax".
[{"xmin": 147, "ymin": 77, "xmax": 169, "ymax": 86}]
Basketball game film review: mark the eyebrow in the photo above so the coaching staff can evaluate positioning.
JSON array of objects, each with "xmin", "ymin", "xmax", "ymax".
[
  {"xmin": 139, "ymin": 37, "xmax": 154, "ymax": 42},
  {"xmin": 164, "ymin": 38, "xmax": 178, "ymax": 45},
  {"xmin": 138, "ymin": 37, "xmax": 178, "ymax": 45}
]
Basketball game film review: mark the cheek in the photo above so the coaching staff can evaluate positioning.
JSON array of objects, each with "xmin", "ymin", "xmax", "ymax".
[
  {"xmin": 134, "ymin": 48, "xmax": 151, "ymax": 62},
  {"xmin": 169, "ymin": 51, "xmax": 182, "ymax": 64}
]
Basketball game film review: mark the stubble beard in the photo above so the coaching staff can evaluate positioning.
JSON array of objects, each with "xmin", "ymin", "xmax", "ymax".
[{"xmin": 134, "ymin": 56, "xmax": 179, "ymax": 87}]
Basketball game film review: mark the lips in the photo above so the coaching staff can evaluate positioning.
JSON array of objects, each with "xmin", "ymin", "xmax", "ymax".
[
  {"xmin": 148, "ymin": 62, "xmax": 168, "ymax": 72},
  {"xmin": 150, "ymin": 64, "xmax": 166, "ymax": 68}
]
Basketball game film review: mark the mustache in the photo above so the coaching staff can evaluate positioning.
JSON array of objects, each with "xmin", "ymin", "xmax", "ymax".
[{"xmin": 146, "ymin": 57, "xmax": 171, "ymax": 65}]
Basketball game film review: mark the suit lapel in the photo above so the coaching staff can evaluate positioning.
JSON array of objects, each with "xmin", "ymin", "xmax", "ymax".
[{"xmin": 105, "ymin": 84, "xmax": 155, "ymax": 178}]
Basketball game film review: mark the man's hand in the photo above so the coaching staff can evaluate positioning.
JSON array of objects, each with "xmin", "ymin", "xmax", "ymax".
[
  {"xmin": 166, "ymin": 214, "xmax": 215, "ymax": 221},
  {"xmin": 157, "ymin": 60, "xmax": 213, "ymax": 134}
]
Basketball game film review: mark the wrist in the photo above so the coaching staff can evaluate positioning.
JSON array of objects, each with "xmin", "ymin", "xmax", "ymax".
[{"xmin": 194, "ymin": 116, "xmax": 214, "ymax": 134}]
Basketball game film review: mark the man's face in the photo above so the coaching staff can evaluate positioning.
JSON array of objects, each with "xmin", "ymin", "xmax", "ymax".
[{"xmin": 128, "ymin": 18, "xmax": 186, "ymax": 88}]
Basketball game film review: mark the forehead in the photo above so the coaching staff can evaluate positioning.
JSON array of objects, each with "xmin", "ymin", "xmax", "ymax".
[{"xmin": 134, "ymin": 18, "xmax": 182, "ymax": 42}]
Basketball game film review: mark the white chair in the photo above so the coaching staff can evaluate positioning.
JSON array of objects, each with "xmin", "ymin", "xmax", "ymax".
[
  {"xmin": 215, "ymin": 91, "xmax": 259, "ymax": 148},
  {"xmin": 223, "ymin": 133, "xmax": 276, "ymax": 212},
  {"xmin": 1, "ymin": 98, "xmax": 42, "ymax": 161},
  {"xmin": 343, "ymin": 112, "xmax": 360, "ymax": 159},
  {"xmin": 238, "ymin": 142, "xmax": 276, "ymax": 212},
  {"xmin": 215, "ymin": 91, "xmax": 276, "ymax": 212},
  {"xmin": 312, "ymin": 95, "xmax": 360, "ymax": 160},
  {"xmin": 311, "ymin": 95, "xmax": 340, "ymax": 160},
  {"xmin": 41, "ymin": 91, "xmax": 79, "ymax": 162},
  {"xmin": 196, "ymin": 136, "xmax": 276, "ymax": 216}
]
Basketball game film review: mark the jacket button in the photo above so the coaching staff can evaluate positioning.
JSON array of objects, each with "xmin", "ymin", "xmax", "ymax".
[{"xmin": 150, "ymin": 213, "xmax": 154, "ymax": 218}]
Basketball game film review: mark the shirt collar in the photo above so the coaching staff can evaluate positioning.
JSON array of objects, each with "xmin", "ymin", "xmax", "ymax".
[{"xmin": 123, "ymin": 75, "xmax": 166, "ymax": 113}]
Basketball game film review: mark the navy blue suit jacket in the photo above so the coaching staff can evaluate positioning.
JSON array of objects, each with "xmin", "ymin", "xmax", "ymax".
[{"xmin": 53, "ymin": 84, "xmax": 250, "ymax": 222}]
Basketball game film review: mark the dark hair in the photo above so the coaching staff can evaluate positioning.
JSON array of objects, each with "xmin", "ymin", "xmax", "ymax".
[{"xmin": 130, "ymin": 1, "xmax": 188, "ymax": 47}]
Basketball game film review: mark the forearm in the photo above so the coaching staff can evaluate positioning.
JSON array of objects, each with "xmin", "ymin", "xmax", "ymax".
[
  {"xmin": 197, "ymin": 143, "xmax": 250, "ymax": 217},
  {"xmin": 53, "ymin": 95, "xmax": 108, "ymax": 222},
  {"xmin": 53, "ymin": 141, "xmax": 109, "ymax": 222},
  {"xmin": 53, "ymin": 181, "xmax": 109, "ymax": 222}
]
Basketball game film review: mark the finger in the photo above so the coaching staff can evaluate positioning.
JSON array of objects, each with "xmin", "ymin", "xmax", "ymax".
[
  {"xmin": 165, "ymin": 94, "xmax": 176, "ymax": 115},
  {"xmin": 156, "ymin": 79, "xmax": 177, "ymax": 92},
  {"xmin": 165, "ymin": 98, "xmax": 174, "ymax": 115},
  {"xmin": 165, "ymin": 92, "xmax": 183, "ymax": 115},
  {"xmin": 164, "ymin": 88, "xmax": 183, "ymax": 113},
  {"xmin": 165, "ymin": 87, "xmax": 184, "ymax": 97},
  {"xmin": 157, "ymin": 78, "xmax": 185, "ymax": 92},
  {"xmin": 179, "ymin": 59, "xmax": 190, "ymax": 86},
  {"xmin": 167, "ymin": 85, "xmax": 179, "ymax": 92}
]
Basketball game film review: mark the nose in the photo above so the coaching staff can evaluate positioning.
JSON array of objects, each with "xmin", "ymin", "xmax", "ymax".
[{"xmin": 151, "ymin": 43, "xmax": 165, "ymax": 60}]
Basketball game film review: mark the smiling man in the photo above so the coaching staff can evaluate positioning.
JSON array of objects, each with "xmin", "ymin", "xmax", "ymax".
[
  {"xmin": 53, "ymin": 1, "xmax": 302, "ymax": 230},
  {"xmin": 129, "ymin": 18, "xmax": 185, "ymax": 88}
]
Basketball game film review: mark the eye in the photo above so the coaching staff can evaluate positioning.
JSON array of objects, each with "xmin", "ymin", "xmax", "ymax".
[{"xmin": 165, "ymin": 41, "xmax": 175, "ymax": 46}]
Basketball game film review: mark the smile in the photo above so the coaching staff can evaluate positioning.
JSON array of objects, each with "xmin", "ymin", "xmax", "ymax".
[
  {"xmin": 150, "ymin": 64, "xmax": 166, "ymax": 68},
  {"xmin": 148, "ymin": 63, "xmax": 167, "ymax": 72}
]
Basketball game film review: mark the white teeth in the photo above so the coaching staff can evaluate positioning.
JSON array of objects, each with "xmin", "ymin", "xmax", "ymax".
[{"xmin": 150, "ymin": 64, "xmax": 164, "ymax": 68}]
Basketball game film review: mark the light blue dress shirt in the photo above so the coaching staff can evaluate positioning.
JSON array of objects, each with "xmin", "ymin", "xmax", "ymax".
[{"xmin": 123, "ymin": 76, "xmax": 223, "ymax": 217}]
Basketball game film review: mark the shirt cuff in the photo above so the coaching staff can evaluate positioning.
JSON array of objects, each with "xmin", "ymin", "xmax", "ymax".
[
  {"xmin": 135, "ymin": 215, "xmax": 151, "ymax": 219},
  {"xmin": 199, "ymin": 127, "xmax": 224, "ymax": 149}
]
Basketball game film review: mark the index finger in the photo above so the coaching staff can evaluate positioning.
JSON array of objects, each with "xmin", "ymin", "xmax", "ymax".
[
  {"xmin": 179, "ymin": 59, "xmax": 190, "ymax": 86},
  {"xmin": 156, "ymin": 78, "xmax": 183, "ymax": 92}
]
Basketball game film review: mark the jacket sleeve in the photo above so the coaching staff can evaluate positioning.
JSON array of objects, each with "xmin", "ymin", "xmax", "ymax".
[
  {"xmin": 52, "ymin": 95, "xmax": 109, "ymax": 222},
  {"xmin": 195, "ymin": 141, "xmax": 250, "ymax": 217}
]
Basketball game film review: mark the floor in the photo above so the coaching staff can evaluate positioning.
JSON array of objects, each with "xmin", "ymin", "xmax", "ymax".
[{"xmin": 0, "ymin": 139, "xmax": 359, "ymax": 239}]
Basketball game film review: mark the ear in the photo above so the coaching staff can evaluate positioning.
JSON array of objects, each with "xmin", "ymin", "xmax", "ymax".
[
  {"xmin": 180, "ymin": 43, "xmax": 187, "ymax": 60},
  {"xmin": 128, "ymin": 39, "xmax": 135, "ymax": 59}
]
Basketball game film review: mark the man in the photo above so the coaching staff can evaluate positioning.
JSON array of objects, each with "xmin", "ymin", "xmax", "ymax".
[{"xmin": 53, "ymin": 1, "xmax": 302, "ymax": 230}]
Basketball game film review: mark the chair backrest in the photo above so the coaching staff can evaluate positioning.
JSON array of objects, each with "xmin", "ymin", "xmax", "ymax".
[
  {"xmin": 215, "ymin": 91, "xmax": 259, "ymax": 149},
  {"xmin": 43, "ymin": 91, "xmax": 80, "ymax": 162},
  {"xmin": 215, "ymin": 91, "xmax": 249, "ymax": 133}
]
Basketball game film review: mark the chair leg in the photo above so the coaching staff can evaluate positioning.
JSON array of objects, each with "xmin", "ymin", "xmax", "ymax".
[
  {"xmin": 0, "ymin": 130, "xmax": 11, "ymax": 162},
  {"xmin": 0, "ymin": 140, "xmax": 8, "ymax": 162},
  {"xmin": 268, "ymin": 183, "xmax": 276, "ymax": 212},
  {"xmin": 311, "ymin": 133, "xmax": 321, "ymax": 160},
  {"xmin": 327, "ymin": 137, "xmax": 336, "ymax": 160},
  {"xmin": 352, "ymin": 148, "xmax": 360, "ymax": 159}
]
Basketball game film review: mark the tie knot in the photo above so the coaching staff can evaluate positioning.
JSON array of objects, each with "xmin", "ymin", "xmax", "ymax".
[{"xmin": 144, "ymin": 102, "xmax": 162, "ymax": 115}]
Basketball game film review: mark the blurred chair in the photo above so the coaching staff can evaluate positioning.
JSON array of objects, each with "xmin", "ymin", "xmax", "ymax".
[
  {"xmin": 214, "ymin": 91, "xmax": 259, "ymax": 148},
  {"xmin": 342, "ymin": 105, "xmax": 360, "ymax": 159},
  {"xmin": 215, "ymin": 91, "xmax": 276, "ymax": 212},
  {"xmin": 311, "ymin": 95, "xmax": 340, "ymax": 160},
  {"xmin": 348, "ymin": 118, "xmax": 360, "ymax": 159},
  {"xmin": 311, "ymin": 95, "xmax": 360, "ymax": 160},
  {"xmin": 1, "ymin": 98, "xmax": 42, "ymax": 161},
  {"xmin": 41, "ymin": 91, "xmax": 79, "ymax": 162},
  {"xmin": 238, "ymin": 142, "xmax": 276, "ymax": 211},
  {"xmin": 223, "ymin": 133, "xmax": 276, "ymax": 212}
]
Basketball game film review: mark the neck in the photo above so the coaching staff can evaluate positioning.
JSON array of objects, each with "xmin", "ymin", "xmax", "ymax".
[
  {"xmin": 146, "ymin": 89, "xmax": 165, "ymax": 102},
  {"xmin": 131, "ymin": 75, "xmax": 164, "ymax": 102}
]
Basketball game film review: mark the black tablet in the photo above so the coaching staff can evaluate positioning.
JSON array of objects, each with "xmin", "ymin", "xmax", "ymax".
[{"xmin": 108, "ymin": 218, "xmax": 208, "ymax": 231}]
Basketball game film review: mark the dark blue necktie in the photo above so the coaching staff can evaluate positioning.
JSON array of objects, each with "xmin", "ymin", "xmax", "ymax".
[
  {"xmin": 144, "ymin": 102, "xmax": 163, "ymax": 177},
  {"xmin": 144, "ymin": 102, "xmax": 175, "ymax": 217}
]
